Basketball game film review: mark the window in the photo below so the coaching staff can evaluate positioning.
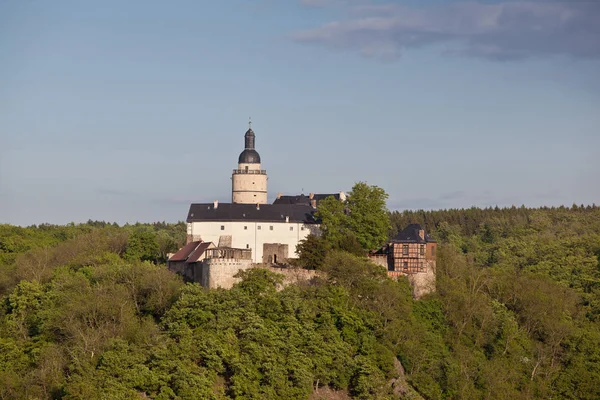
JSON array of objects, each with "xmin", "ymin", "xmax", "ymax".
[
  {"xmin": 402, "ymin": 245, "xmax": 409, "ymax": 256},
  {"xmin": 269, "ymin": 226, "xmax": 273, "ymax": 231},
  {"xmin": 246, "ymin": 244, "xmax": 249, "ymax": 249},
  {"xmin": 220, "ymin": 225, "xmax": 225, "ymax": 230},
  {"xmin": 244, "ymin": 226, "xmax": 248, "ymax": 230},
  {"xmin": 245, "ymin": 166, "xmax": 248, "ymax": 172},
  {"xmin": 258, "ymin": 226, "xmax": 261, "ymax": 230},
  {"xmin": 290, "ymin": 227, "xmax": 293, "ymax": 231},
  {"xmin": 403, "ymin": 262, "xmax": 408, "ymax": 270},
  {"xmin": 431, "ymin": 246, "xmax": 436, "ymax": 257},
  {"xmin": 420, "ymin": 244, "xmax": 425, "ymax": 256},
  {"xmin": 419, "ymin": 262, "xmax": 425, "ymax": 272},
  {"xmin": 301, "ymin": 227, "xmax": 305, "ymax": 231}
]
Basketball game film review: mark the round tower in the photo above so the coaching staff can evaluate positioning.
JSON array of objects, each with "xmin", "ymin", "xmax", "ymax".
[{"xmin": 232, "ymin": 121, "xmax": 268, "ymax": 204}]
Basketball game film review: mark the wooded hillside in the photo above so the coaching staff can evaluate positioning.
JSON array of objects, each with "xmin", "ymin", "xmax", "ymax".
[{"xmin": 1, "ymin": 205, "xmax": 599, "ymax": 399}]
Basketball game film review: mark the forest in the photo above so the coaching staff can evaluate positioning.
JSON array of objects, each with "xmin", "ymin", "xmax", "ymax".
[{"xmin": 1, "ymin": 204, "xmax": 599, "ymax": 399}]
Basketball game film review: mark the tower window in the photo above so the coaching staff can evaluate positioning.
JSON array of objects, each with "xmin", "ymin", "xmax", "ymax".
[{"xmin": 221, "ymin": 225, "xmax": 225, "ymax": 230}]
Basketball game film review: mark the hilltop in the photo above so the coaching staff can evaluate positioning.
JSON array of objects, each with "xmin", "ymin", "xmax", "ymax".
[{"xmin": 0, "ymin": 205, "xmax": 599, "ymax": 399}]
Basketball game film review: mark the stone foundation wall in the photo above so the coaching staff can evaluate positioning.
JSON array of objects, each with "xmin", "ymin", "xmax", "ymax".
[
  {"xmin": 406, "ymin": 267, "xmax": 436, "ymax": 299},
  {"xmin": 261, "ymin": 266, "xmax": 320, "ymax": 289},
  {"xmin": 201, "ymin": 258, "xmax": 253, "ymax": 289},
  {"xmin": 387, "ymin": 260, "xmax": 436, "ymax": 299},
  {"xmin": 369, "ymin": 255, "xmax": 388, "ymax": 269}
]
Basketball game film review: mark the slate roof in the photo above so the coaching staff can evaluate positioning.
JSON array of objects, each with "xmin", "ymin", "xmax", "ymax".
[
  {"xmin": 186, "ymin": 203, "xmax": 318, "ymax": 224},
  {"xmin": 392, "ymin": 224, "xmax": 436, "ymax": 243},
  {"xmin": 238, "ymin": 149, "xmax": 261, "ymax": 164},
  {"xmin": 272, "ymin": 193, "xmax": 341, "ymax": 205}
]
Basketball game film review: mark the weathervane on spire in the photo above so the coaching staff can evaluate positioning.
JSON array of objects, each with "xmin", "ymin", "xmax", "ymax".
[{"xmin": 249, "ymin": 117, "xmax": 252, "ymax": 129}]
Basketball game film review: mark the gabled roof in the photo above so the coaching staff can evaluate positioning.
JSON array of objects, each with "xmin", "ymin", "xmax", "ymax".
[
  {"xmin": 186, "ymin": 203, "xmax": 318, "ymax": 224},
  {"xmin": 392, "ymin": 224, "xmax": 436, "ymax": 244},
  {"xmin": 169, "ymin": 241, "xmax": 202, "ymax": 261},
  {"xmin": 187, "ymin": 242, "xmax": 213, "ymax": 262},
  {"xmin": 169, "ymin": 241, "xmax": 213, "ymax": 263}
]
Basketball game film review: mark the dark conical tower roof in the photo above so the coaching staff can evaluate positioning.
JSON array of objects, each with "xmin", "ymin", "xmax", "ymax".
[{"xmin": 238, "ymin": 121, "xmax": 261, "ymax": 163}]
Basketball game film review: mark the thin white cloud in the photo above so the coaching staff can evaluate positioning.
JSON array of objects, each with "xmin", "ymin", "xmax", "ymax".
[{"xmin": 292, "ymin": 1, "xmax": 600, "ymax": 60}]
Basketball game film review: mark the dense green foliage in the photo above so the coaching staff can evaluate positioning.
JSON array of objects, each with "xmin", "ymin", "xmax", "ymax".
[
  {"xmin": 1, "ymin": 205, "xmax": 599, "ymax": 399},
  {"xmin": 316, "ymin": 182, "xmax": 391, "ymax": 252}
]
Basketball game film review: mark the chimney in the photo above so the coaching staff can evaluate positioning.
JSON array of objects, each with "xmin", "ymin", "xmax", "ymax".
[
  {"xmin": 277, "ymin": 193, "xmax": 283, "ymax": 199},
  {"xmin": 309, "ymin": 192, "xmax": 314, "ymax": 200},
  {"xmin": 339, "ymin": 192, "xmax": 347, "ymax": 201},
  {"xmin": 256, "ymin": 203, "xmax": 260, "ymax": 210},
  {"xmin": 418, "ymin": 229, "xmax": 425, "ymax": 240},
  {"xmin": 213, "ymin": 200, "xmax": 219, "ymax": 209},
  {"xmin": 285, "ymin": 216, "xmax": 289, "ymax": 223},
  {"xmin": 311, "ymin": 199, "xmax": 317, "ymax": 208}
]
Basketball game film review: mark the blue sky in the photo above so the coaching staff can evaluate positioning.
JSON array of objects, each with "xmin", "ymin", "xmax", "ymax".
[{"xmin": 1, "ymin": 0, "xmax": 599, "ymax": 225}]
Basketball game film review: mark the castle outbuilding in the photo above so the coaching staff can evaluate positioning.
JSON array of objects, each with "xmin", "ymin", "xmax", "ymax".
[{"xmin": 370, "ymin": 224, "xmax": 437, "ymax": 298}]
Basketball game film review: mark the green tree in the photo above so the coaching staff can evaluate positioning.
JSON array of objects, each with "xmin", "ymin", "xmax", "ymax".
[
  {"xmin": 295, "ymin": 234, "xmax": 330, "ymax": 270},
  {"xmin": 315, "ymin": 196, "xmax": 350, "ymax": 247},
  {"xmin": 123, "ymin": 229, "xmax": 159, "ymax": 262},
  {"xmin": 316, "ymin": 182, "xmax": 391, "ymax": 253},
  {"xmin": 346, "ymin": 182, "xmax": 391, "ymax": 251}
]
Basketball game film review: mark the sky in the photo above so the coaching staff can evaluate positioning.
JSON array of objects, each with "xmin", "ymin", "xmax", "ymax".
[{"xmin": 1, "ymin": 0, "xmax": 599, "ymax": 226}]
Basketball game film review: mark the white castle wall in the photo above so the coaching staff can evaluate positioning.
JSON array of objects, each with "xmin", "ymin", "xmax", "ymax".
[{"xmin": 188, "ymin": 220, "xmax": 314, "ymax": 263}]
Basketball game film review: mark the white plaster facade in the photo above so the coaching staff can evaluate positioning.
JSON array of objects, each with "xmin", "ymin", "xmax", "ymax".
[
  {"xmin": 232, "ymin": 162, "xmax": 268, "ymax": 204},
  {"xmin": 187, "ymin": 220, "xmax": 317, "ymax": 263}
]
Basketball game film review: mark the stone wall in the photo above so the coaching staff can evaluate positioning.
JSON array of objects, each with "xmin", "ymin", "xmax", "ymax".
[
  {"xmin": 262, "ymin": 243, "xmax": 289, "ymax": 264},
  {"xmin": 369, "ymin": 254, "xmax": 388, "ymax": 269},
  {"xmin": 387, "ymin": 259, "xmax": 436, "ymax": 299},
  {"xmin": 200, "ymin": 258, "xmax": 253, "ymax": 289},
  {"xmin": 406, "ymin": 268, "xmax": 436, "ymax": 299},
  {"xmin": 181, "ymin": 261, "xmax": 320, "ymax": 290},
  {"xmin": 261, "ymin": 266, "xmax": 320, "ymax": 289}
]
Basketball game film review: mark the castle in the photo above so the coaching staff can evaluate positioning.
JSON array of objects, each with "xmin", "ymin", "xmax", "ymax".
[
  {"xmin": 168, "ymin": 122, "xmax": 436, "ymax": 297},
  {"xmin": 168, "ymin": 122, "xmax": 342, "ymax": 287}
]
